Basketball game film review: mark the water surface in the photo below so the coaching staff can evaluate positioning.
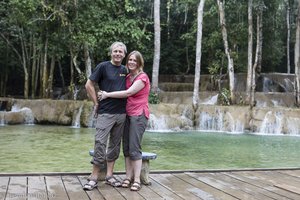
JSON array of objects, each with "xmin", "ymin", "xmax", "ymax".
[{"xmin": 0, "ymin": 125, "xmax": 299, "ymax": 173}]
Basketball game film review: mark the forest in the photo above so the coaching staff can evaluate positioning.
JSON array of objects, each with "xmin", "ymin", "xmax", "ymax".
[{"xmin": 0, "ymin": 0, "xmax": 299, "ymax": 102}]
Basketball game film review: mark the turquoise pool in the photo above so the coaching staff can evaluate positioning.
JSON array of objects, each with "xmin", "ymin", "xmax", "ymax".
[{"xmin": 0, "ymin": 125, "xmax": 299, "ymax": 173}]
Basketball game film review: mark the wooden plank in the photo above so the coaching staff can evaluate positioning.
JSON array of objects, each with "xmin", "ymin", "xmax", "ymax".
[
  {"xmin": 225, "ymin": 171, "xmax": 291, "ymax": 200},
  {"xmin": 5, "ymin": 176, "xmax": 27, "ymax": 200},
  {"xmin": 117, "ymin": 174, "xmax": 163, "ymax": 200},
  {"xmin": 254, "ymin": 171, "xmax": 300, "ymax": 191},
  {"xmin": 189, "ymin": 172, "xmax": 259, "ymax": 200},
  {"xmin": 275, "ymin": 184, "xmax": 300, "ymax": 195},
  {"xmin": 267, "ymin": 171, "xmax": 300, "ymax": 185},
  {"xmin": 177, "ymin": 173, "xmax": 238, "ymax": 200},
  {"xmin": 62, "ymin": 176, "xmax": 89, "ymax": 200},
  {"xmin": 0, "ymin": 177, "xmax": 9, "ymax": 200},
  {"xmin": 213, "ymin": 172, "xmax": 274, "ymax": 200},
  {"xmin": 95, "ymin": 181, "xmax": 125, "ymax": 200},
  {"xmin": 241, "ymin": 171, "xmax": 300, "ymax": 200},
  {"xmin": 78, "ymin": 176, "xmax": 105, "ymax": 200},
  {"xmin": 279, "ymin": 170, "xmax": 300, "ymax": 178},
  {"xmin": 151, "ymin": 173, "xmax": 204, "ymax": 199},
  {"xmin": 1, "ymin": 170, "xmax": 300, "ymax": 200},
  {"xmin": 27, "ymin": 176, "xmax": 47, "ymax": 200},
  {"xmin": 147, "ymin": 175, "xmax": 183, "ymax": 200},
  {"xmin": 45, "ymin": 176, "xmax": 68, "ymax": 200}
]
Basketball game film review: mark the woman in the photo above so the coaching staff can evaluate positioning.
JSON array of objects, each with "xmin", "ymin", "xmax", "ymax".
[{"xmin": 99, "ymin": 50, "xmax": 150, "ymax": 191}]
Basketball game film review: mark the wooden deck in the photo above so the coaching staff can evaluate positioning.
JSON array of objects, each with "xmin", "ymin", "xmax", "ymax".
[{"xmin": 1, "ymin": 169, "xmax": 300, "ymax": 200}]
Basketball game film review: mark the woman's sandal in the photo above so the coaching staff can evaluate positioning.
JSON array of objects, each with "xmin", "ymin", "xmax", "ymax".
[
  {"xmin": 83, "ymin": 180, "xmax": 98, "ymax": 191},
  {"xmin": 130, "ymin": 181, "xmax": 141, "ymax": 191},
  {"xmin": 121, "ymin": 178, "xmax": 132, "ymax": 188},
  {"xmin": 105, "ymin": 176, "xmax": 122, "ymax": 187}
]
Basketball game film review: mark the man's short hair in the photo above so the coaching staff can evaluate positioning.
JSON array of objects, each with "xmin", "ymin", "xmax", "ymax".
[{"xmin": 109, "ymin": 42, "xmax": 127, "ymax": 55}]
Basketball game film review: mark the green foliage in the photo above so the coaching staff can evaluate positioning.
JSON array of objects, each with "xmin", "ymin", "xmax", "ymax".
[
  {"xmin": 149, "ymin": 91, "xmax": 160, "ymax": 104},
  {"xmin": 0, "ymin": 0, "xmax": 297, "ymax": 98},
  {"xmin": 218, "ymin": 88, "xmax": 231, "ymax": 105}
]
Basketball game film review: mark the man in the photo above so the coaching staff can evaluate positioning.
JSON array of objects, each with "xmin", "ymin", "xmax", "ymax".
[{"xmin": 83, "ymin": 42, "xmax": 127, "ymax": 190}]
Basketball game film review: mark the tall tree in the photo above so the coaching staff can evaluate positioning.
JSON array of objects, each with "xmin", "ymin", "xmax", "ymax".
[
  {"xmin": 193, "ymin": 0, "xmax": 206, "ymax": 111},
  {"xmin": 295, "ymin": 1, "xmax": 300, "ymax": 106},
  {"xmin": 152, "ymin": 0, "xmax": 161, "ymax": 93},
  {"xmin": 251, "ymin": 0, "xmax": 265, "ymax": 107},
  {"xmin": 217, "ymin": 0, "xmax": 235, "ymax": 103},
  {"xmin": 285, "ymin": 0, "xmax": 291, "ymax": 74},
  {"xmin": 246, "ymin": 0, "xmax": 253, "ymax": 105}
]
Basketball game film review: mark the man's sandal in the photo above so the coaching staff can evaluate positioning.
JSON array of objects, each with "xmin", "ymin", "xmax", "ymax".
[
  {"xmin": 130, "ymin": 181, "xmax": 141, "ymax": 191},
  {"xmin": 105, "ymin": 176, "xmax": 121, "ymax": 187},
  {"xmin": 83, "ymin": 180, "xmax": 98, "ymax": 191},
  {"xmin": 121, "ymin": 178, "xmax": 132, "ymax": 188}
]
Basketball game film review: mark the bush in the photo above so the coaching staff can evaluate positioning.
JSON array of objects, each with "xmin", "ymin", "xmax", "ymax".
[{"xmin": 149, "ymin": 92, "xmax": 160, "ymax": 104}]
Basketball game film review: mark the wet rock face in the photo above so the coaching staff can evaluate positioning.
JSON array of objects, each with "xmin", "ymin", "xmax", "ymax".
[
  {"xmin": 0, "ymin": 99, "xmax": 94, "ymax": 127},
  {"xmin": 1, "ymin": 98, "xmax": 300, "ymax": 134},
  {"xmin": 0, "ymin": 107, "xmax": 34, "ymax": 125}
]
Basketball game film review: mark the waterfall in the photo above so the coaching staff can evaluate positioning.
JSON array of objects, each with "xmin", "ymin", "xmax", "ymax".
[
  {"xmin": 11, "ymin": 105, "xmax": 34, "ymax": 125},
  {"xmin": 259, "ymin": 111, "xmax": 283, "ymax": 134},
  {"xmin": 286, "ymin": 117, "xmax": 300, "ymax": 135},
  {"xmin": 0, "ymin": 112, "xmax": 4, "ymax": 126},
  {"xmin": 73, "ymin": 85, "xmax": 80, "ymax": 100},
  {"xmin": 225, "ymin": 112, "xmax": 244, "ymax": 133},
  {"xmin": 21, "ymin": 107, "xmax": 35, "ymax": 125},
  {"xmin": 198, "ymin": 109, "xmax": 244, "ymax": 133},
  {"xmin": 198, "ymin": 110, "xmax": 223, "ymax": 131},
  {"xmin": 283, "ymin": 78, "xmax": 294, "ymax": 92},
  {"xmin": 262, "ymin": 77, "xmax": 273, "ymax": 92},
  {"xmin": 201, "ymin": 94, "xmax": 218, "ymax": 105},
  {"xmin": 0, "ymin": 106, "xmax": 35, "ymax": 125},
  {"xmin": 72, "ymin": 104, "xmax": 83, "ymax": 128},
  {"xmin": 147, "ymin": 114, "xmax": 168, "ymax": 132}
]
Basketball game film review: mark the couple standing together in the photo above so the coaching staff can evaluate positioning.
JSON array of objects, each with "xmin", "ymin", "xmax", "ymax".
[{"xmin": 83, "ymin": 42, "xmax": 150, "ymax": 192}]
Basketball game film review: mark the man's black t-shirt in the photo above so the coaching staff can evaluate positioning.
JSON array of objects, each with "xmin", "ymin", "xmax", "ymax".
[{"xmin": 89, "ymin": 61, "xmax": 127, "ymax": 114}]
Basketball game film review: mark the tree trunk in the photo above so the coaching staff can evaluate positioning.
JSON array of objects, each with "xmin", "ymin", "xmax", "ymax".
[
  {"xmin": 217, "ymin": 0, "xmax": 235, "ymax": 104},
  {"xmin": 84, "ymin": 42, "xmax": 92, "ymax": 80},
  {"xmin": 151, "ymin": 0, "xmax": 161, "ymax": 93},
  {"xmin": 255, "ymin": 11, "xmax": 263, "ymax": 75},
  {"xmin": 251, "ymin": 6, "xmax": 263, "ymax": 107},
  {"xmin": 70, "ymin": 48, "xmax": 75, "ymax": 95},
  {"xmin": 39, "ymin": 53, "xmax": 44, "ymax": 97},
  {"xmin": 286, "ymin": 0, "xmax": 291, "ymax": 74},
  {"xmin": 31, "ymin": 39, "xmax": 37, "ymax": 99},
  {"xmin": 20, "ymin": 29, "xmax": 29, "ymax": 99},
  {"xmin": 185, "ymin": 43, "xmax": 190, "ymax": 74},
  {"xmin": 58, "ymin": 60, "xmax": 65, "ymax": 89},
  {"xmin": 72, "ymin": 50, "xmax": 81, "ymax": 75},
  {"xmin": 295, "ymin": 2, "xmax": 300, "ymax": 106},
  {"xmin": 47, "ymin": 55, "xmax": 55, "ymax": 98},
  {"xmin": 193, "ymin": 0, "xmax": 205, "ymax": 111},
  {"xmin": 35, "ymin": 54, "xmax": 41, "ymax": 98},
  {"xmin": 42, "ymin": 36, "xmax": 49, "ymax": 98},
  {"xmin": 246, "ymin": 0, "xmax": 253, "ymax": 105}
]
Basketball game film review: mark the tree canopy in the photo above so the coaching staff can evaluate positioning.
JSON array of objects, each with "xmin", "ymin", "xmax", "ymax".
[{"xmin": 0, "ymin": 0, "xmax": 298, "ymax": 98}]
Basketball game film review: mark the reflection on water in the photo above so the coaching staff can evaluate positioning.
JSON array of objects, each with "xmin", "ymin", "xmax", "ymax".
[{"xmin": 0, "ymin": 125, "xmax": 300, "ymax": 173}]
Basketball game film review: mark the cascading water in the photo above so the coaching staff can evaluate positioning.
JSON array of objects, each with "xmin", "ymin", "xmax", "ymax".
[
  {"xmin": 199, "ymin": 111, "xmax": 223, "ymax": 131},
  {"xmin": 72, "ymin": 104, "xmax": 83, "ymax": 128},
  {"xmin": 0, "ymin": 112, "xmax": 4, "ymax": 126},
  {"xmin": 286, "ymin": 117, "xmax": 300, "ymax": 135},
  {"xmin": 259, "ymin": 111, "xmax": 283, "ymax": 134},
  {"xmin": 198, "ymin": 109, "xmax": 244, "ymax": 133},
  {"xmin": 201, "ymin": 94, "xmax": 218, "ymax": 105},
  {"xmin": 21, "ymin": 107, "xmax": 35, "ymax": 125},
  {"xmin": 0, "ymin": 105, "xmax": 35, "ymax": 125},
  {"xmin": 147, "ymin": 114, "xmax": 168, "ymax": 131}
]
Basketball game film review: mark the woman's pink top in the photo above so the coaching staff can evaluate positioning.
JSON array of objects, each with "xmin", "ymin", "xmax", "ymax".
[{"xmin": 126, "ymin": 73, "xmax": 150, "ymax": 119}]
